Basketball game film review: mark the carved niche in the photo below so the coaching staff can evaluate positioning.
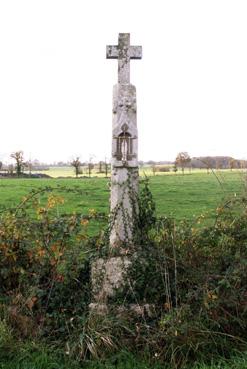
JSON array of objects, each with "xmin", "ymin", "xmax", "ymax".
[{"xmin": 115, "ymin": 123, "xmax": 134, "ymax": 163}]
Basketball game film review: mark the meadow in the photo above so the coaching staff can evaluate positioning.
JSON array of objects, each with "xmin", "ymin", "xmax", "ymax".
[{"xmin": 0, "ymin": 170, "xmax": 245, "ymax": 224}]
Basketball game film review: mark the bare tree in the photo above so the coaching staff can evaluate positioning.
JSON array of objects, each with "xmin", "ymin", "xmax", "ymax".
[
  {"xmin": 175, "ymin": 152, "xmax": 191, "ymax": 175},
  {"xmin": 98, "ymin": 161, "xmax": 105, "ymax": 174},
  {"xmin": 104, "ymin": 158, "xmax": 110, "ymax": 178},
  {"xmin": 87, "ymin": 156, "xmax": 94, "ymax": 178},
  {"xmin": 10, "ymin": 151, "xmax": 25, "ymax": 177},
  {"xmin": 152, "ymin": 164, "xmax": 157, "ymax": 176},
  {"xmin": 199, "ymin": 157, "xmax": 213, "ymax": 174},
  {"xmin": 229, "ymin": 158, "xmax": 236, "ymax": 171},
  {"xmin": 216, "ymin": 159, "xmax": 223, "ymax": 171},
  {"xmin": 173, "ymin": 163, "xmax": 178, "ymax": 174},
  {"xmin": 88, "ymin": 163, "xmax": 94, "ymax": 177},
  {"xmin": 71, "ymin": 157, "xmax": 82, "ymax": 178}
]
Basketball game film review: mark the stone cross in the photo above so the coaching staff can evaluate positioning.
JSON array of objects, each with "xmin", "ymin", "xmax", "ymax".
[
  {"xmin": 106, "ymin": 33, "xmax": 142, "ymax": 84},
  {"xmin": 106, "ymin": 33, "xmax": 142, "ymax": 249},
  {"xmin": 90, "ymin": 34, "xmax": 151, "ymax": 317}
]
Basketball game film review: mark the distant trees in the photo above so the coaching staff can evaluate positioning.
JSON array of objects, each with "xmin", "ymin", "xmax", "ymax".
[
  {"xmin": 71, "ymin": 157, "xmax": 82, "ymax": 178},
  {"xmin": 156, "ymin": 166, "xmax": 170, "ymax": 173},
  {"xmin": 198, "ymin": 157, "xmax": 214, "ymax": 174},
  {"xmin": 229, "ymin": 158, "xmax": 236, "ymax": 171},
  {"xmin": 190, "ymin": 156, "xmax": 245, "ymax": 171},
  {"xmin": 240, "ymin": 160, "xmax": 247, "ymax": 169},
  {"xmin": 175, "ymin": 152, "xmax": 191, "ymax": 175},
  {"xmin": 216, "ymin": 159, "xmax": 223, "ymax": 170},
  {"xmin": 10, "ymin": 151, "xmax": 25, "ymax": 177},
  {"xmin": 98, "ymin": 161, "xmax": 104, "ymax": 174},
  {"xmin": 0, "ymin": 161, "xmax": 2, "ymax": 171},
  {"xmin": 173, "ymin": 164, "xmax": 178, "ymax": 174},
  {"xmin": 88, "ymin": 162, "xmax": 94, "ymax": 178},
  {"xmin": 87, "ymin": 156, "xmax": 95, "ymax": 178},
  {"xmin": 152, "ymin": 164, "xmax": 157, "ymax": 176},
  {"xmin": 104, "ymin": 158, "xmax": 110, "ymax": 178}
]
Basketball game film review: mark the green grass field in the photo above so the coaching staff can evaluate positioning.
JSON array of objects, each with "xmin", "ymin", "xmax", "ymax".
[{"xmin": 0, "ymin": 170, "xmax": 245, "ymax": 224}]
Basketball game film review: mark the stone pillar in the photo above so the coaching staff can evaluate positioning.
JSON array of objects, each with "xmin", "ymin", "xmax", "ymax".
[
  {"xmin": 90, "ymin": 34, "xmax": 150, "ymax": 317},
  {"xmin": 110, "ymin": 83, "xmax": 139, "ymax": 250}
]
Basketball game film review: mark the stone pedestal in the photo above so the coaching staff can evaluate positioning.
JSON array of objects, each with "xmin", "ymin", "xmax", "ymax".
[{"xmin": 89, "ymin": 255, "xmax": 155, "ymax": 318}]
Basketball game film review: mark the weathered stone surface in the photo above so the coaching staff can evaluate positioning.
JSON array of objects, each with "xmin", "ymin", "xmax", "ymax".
[
  {"xmin": 107, "ymin": 33, "xmax": 142, "ymax": 249},
  {"xmin": 89, "ymin": 302, "xmax": 156, "ymax": 318},
  {"xmin": 112, "ymin": 84, "xmax": 138, "ymax": 168},
  {"xmin": 110, "ymin": 167, "xmax": 138, "ymax": 248},
  {"xmin": 90, "ymin": 254, "xmax": 156, "ymax": 318},
  {"xmin": 106, "ymin": 33, "xmax": 142, "ymax": 84},
  {"xmin": 89, "ymin": 34, "xmax": 144, "ymax": 317},
  {"xmin": 88, "ymin": 303, "xmax": 108, "ymax": 315},
  {"xmin": 91, "ymin": 256, "xmax": 131, "ymax": 302}
]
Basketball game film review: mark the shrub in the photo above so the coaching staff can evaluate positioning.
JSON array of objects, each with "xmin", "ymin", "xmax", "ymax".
[
  {"xmin": 156, "ymin": 166, "xmax": 170, "ymax": 172},
  {"xmin": 0, "ymin": 190, "xmax": 102, "ymax": 339}
]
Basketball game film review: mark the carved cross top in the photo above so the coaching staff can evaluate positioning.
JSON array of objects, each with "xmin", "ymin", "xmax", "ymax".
[{"xmin": 106, "ymin": 33, "xmax": 142, "ymax": 84}]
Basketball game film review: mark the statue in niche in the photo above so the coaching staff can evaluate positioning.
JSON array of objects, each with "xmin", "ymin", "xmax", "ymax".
[
  {"xmin": 116, "ymin": 129, "xmax": 133, "ymax": 163},
  {"xmin": 115, "ymin": 123, "xmax": 133, "ymax": 163},
  {"xmin": 121, "ymin": 135, "xmax": 128, "ymax": 162}
]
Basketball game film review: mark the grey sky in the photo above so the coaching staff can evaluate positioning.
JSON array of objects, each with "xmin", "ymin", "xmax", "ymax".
[{"xmin": 0, "ymin": 0, "xmax": 247, "ymax": 163}]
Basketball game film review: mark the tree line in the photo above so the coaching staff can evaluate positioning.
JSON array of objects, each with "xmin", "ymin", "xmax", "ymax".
[
  {"xmin": 151, "ymin": 152, "xmax": 247, "ymax": 175},
  {"xmin": 0, "ymin": 151, "xmax": 111, "ymax": 178},
  {"xmin": 1, "ymin": 151, "xmax": 246, "ymax": 178}
]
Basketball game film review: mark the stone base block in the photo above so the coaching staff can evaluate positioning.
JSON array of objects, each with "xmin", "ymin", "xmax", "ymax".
[
  {"xmin": 89, "ymin": 302, "xmax": 156, "ymax": 318},
  {"xmin": 91, "ymin": 256, "xmax": 131, "ymax": 302},
  {"xmin": 90, "ymin": 254, "xmax": 154, "ymax": 318}
]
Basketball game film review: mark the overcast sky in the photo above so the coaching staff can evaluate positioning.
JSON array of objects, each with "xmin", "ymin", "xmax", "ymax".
[{"xmin": 0, "ymin": 0, "xmax": 247, "ymax": 164}]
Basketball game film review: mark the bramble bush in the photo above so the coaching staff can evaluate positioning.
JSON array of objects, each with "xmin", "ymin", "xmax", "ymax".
[
  {"xmin": 0, "ymin": 189, "xmax": 103, "ymax": 340},
  {"xmin": 0, "ymin": 182, "xmax": 246, "ymax": 367}
]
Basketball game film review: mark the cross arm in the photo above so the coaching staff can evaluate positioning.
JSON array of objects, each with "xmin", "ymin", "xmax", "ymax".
[
  {"xmin": 130, "ymin": 46, "xmax": 142, "ymax": 60},
  {"xmin": 106, "ymin": 45, "xmax": 119, "ymax": 59}
]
